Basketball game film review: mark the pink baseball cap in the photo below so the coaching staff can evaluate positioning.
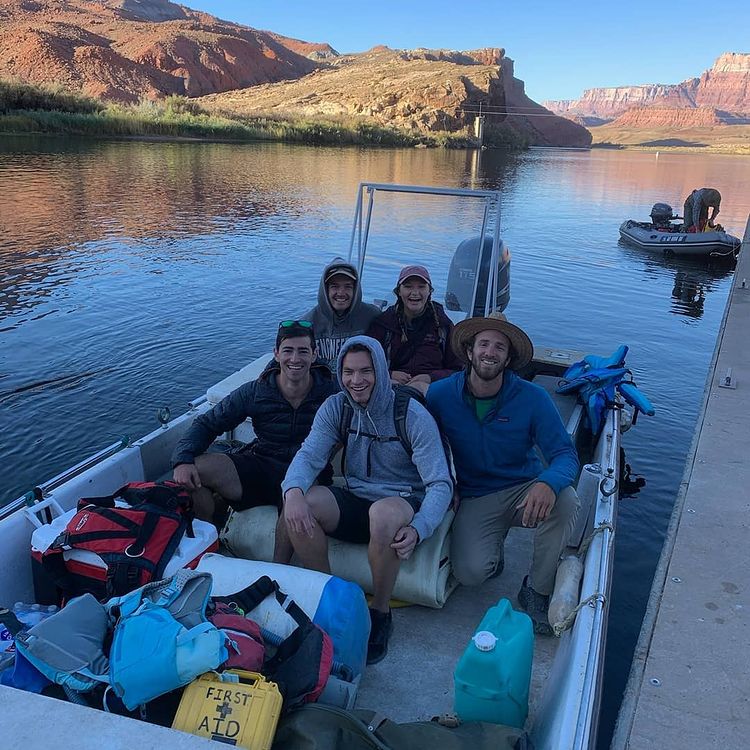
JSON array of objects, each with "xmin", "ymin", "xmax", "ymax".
[{"xmin": 397, "ymin": 265, "xmax": 432, "ymax": 286}]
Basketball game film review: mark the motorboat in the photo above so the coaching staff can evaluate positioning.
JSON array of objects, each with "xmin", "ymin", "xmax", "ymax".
[
  {"xmin": 0, "ymin": 183, "xmax": 640, "ymax": 749},
  {"xmin": 619, "ymin": 202, "xmax": 740, "ymax": 258}
]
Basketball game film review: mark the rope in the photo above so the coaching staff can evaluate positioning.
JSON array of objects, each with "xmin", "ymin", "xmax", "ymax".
[
  {"xmin": 551, "ymin": 521, "xmax": 614, "ymax": 636},
  {"xmin": 552, "ymin": 592, "xmax": 606, "ymax": 637},
  {"xmin": 578, "ymin": 520, "xmax": 613, "ymax": 557}
]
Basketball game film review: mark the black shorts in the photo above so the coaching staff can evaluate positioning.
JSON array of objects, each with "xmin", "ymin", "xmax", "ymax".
[
  {"xmin": 227, "ymin": 452, "xmax": 286, "ymax": 511},
  {"xmin": 227, "ymin": 449, "xmax": 334, "ymax": 512},
  {"xmin": 328, "ymin": 487, "xmax": 419, "ymax": 544}
]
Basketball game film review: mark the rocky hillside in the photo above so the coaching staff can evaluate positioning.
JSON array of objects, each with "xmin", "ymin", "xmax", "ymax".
[
  {"xmin": 0, "ymin": 0, "xmax": 332, "ymax": 102},
  {"xmin": 544, "ymin": 53, "xmax": 750, "ymax": 126},
  {"xmin": 199, "ymin": 46, "xmax": 591, "ymax": 147},
  {"xmin": 0, "ymin": 0, "xmax": 589, "ymax": 146}
]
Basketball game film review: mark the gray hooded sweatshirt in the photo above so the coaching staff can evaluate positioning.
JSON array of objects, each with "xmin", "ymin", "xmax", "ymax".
[
  {"xmin": 281, "ymin": 336, "xmax": 452, "ymax": 542},
  {"xmin": 302, "ymin": 257, "xmax": 381, "ymax": 369}
]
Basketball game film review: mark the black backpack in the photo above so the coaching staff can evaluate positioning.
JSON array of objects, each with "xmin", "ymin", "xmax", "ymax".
[{"xmin": 338, "ymin": 385, "xmax": 452, "ymax": 477}]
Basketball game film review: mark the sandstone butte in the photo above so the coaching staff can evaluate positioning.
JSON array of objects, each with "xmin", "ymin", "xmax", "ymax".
[
  {"xmin": 197, "ymin": 46, "xmax": 591, "ymax": 147},
  {"xmin": 543, "ymin": 53, "xmax": 750, "ymax": 129},
  {"xmin": 0, "ymin": 0, "xmax": 590, "ymax": 147}
]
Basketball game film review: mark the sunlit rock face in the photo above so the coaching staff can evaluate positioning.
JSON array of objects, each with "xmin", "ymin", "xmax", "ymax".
[
  {"xmin": 0, "ymin": 1, "xmax": 590, "ymax": 145},
  {"xmin": 544, "ymin": 53, "xmax": 750, "ymax": 125}
]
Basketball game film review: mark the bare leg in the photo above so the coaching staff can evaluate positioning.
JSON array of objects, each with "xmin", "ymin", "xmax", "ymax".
[
  {"xmin": 273, "ymin": 512, "xmax": 294, "ymax": 564},
  {"xmin": 192, "ymin": 453, "xmax": 243, "ymax": 524},
  {"xmin": 368, "ymin": 497, "xmax": 414, "ymax": 612},
  {"xmin": 190, "ymin": 486, "xmax": 216, "ymax": 522},
  {"xmin": 286, "ymin": 486, "xmax": 340, "ymax": 573}
]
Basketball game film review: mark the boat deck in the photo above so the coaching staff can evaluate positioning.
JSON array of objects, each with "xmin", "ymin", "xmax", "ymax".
[
  {"xmin": 612, "ymin": 218, "xmax": 750, "ymax": 749},
  {"xmin": 0, "ymin": 367, "xmax": 586, "ymax": 747},
  {"xmin": 359, "ymin": 526, "xmax": 558, "ymax": 725},
  {"xmin": 359, "ymin": 375, "xmax": 578, "ymax": 729}
]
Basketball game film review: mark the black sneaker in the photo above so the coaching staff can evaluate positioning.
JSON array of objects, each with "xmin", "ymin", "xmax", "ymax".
[
  {"xmin": 367, "ymin": 607, "xmax": 393, "ymax": 665},
  {"xmin": 517, "ymin": 575, "xmax": 553, "ymax": 636}
]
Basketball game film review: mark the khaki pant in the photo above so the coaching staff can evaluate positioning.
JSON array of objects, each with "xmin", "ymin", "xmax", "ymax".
[{"xmin": 450, "ymin": 480, "xmax": 579, "ymax": 596}]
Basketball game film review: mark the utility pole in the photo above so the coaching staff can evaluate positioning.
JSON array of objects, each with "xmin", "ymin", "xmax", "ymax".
[{"xmin": 473, "ymin": 101, "xmax": 486, "ymax": 148}]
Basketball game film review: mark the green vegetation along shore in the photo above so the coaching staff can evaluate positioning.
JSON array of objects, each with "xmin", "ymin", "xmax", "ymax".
[{"xmin": 0, "ymin": 80, "xmax": 527, "ymax": 149}]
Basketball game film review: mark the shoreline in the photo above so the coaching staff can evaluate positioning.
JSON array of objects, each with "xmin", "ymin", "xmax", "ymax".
[{"xmin": 591, "ymin": 143, "xmax": 750, "ymax": 156}]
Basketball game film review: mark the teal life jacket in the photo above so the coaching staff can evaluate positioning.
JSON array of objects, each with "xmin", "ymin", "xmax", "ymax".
[{"xmin": 556, "ymin": 345, "xmax": 654, "ymax": 434}]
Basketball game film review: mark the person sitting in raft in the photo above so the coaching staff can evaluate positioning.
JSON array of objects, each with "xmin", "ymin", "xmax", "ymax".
[
  {"xmin": 366, "ymin": 265, "xmax": 462, "ymax": 395},
  {"xmin": 683, "ymin": 187, "xmax": 721, "ymax": 232},
  {"xmin": 302, "ymin": 257, "xmax": 381, "ymax": 370},
  {"xmin": 281, "ymin": 336, "xmax": 452, "ymax": 664},
  {"xmin": 426, "ymin": 312, "xmax": 580, "ymax": 636},
  {"xmin": 171, "ymin": 320, "xmax": 337, "ymax": 562}
]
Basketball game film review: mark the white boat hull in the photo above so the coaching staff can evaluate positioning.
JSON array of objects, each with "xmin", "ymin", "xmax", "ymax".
[{"xmin": 619, "ymin": 220, "xmax": 740, "ymax": 257}]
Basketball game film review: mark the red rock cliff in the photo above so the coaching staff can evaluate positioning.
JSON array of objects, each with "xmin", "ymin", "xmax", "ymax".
[
  {"xmin": 0, "ymin": 0, "xmax": 328, "ymax": 102},
  {"xmin": 544, "ymin": 53, "xmax": 750, "ymax": 124}
]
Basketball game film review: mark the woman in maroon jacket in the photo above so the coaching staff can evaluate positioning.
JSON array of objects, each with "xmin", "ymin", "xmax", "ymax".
[{"xmin": 367, "ymin": 265, "xmax": 462, "ymax": 394}]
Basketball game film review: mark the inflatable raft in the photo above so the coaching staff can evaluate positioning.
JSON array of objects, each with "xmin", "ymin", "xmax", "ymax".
[{"xmin": 619, "ymin": 220, "xmax": 740, "ymax": 258}]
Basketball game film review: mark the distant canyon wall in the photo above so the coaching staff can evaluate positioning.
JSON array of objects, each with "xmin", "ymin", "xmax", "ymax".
[{"xmin": 544, "ymin": 53, "xmax": 750, "ymax": 128}]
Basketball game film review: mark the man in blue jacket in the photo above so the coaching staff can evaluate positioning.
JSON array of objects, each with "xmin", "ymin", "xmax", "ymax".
[
  {"xmin": 426, "ymin": 313, "xmax": 579, "ymax": 635},
  {"xmin": 171, "ymin": 320, "xmax": 337, "ymax": 561},
  {"xmin": 282, "ymin": 336, "xmax": 452, "ymax": 664}
]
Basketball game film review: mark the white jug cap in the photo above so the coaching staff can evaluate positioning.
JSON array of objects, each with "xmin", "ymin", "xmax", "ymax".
[{"xmin": 473, "ymin": 630, "xmax": 497, "ymax": 651}]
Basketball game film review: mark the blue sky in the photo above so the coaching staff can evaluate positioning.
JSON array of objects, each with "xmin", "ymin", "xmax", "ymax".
[{"xmin": 197, "ymin": 1, "xmax": 749, "ymax": 102}]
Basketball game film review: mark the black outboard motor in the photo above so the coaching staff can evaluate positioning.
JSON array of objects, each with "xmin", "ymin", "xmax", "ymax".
[
  {"xmin": 445, "ymin": 236, "xmax": 511, "ymax": 316},
  {"xmin": 649, "ymin": 202, "xmax": 675, "ymax": 230}
]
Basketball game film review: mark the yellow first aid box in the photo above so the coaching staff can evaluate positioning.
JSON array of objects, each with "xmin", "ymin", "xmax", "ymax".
[{"xmin": 172, "ymin": 670, "xmax": 283, "ymax": 749}]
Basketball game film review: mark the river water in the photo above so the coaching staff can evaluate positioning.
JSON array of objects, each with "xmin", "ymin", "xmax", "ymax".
[{"xmin": 1, "ymin": 135, "xmax": 749, "ymax": 745}]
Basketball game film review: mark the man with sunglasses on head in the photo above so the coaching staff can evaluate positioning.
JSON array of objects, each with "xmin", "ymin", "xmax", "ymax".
[{"xmin": 171, "ymin": 320, "xmax": 337, "ymax": 562}]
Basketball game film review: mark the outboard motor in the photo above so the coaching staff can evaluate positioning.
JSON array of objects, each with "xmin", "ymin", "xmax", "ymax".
[
  {"xmin": 446, "ymin": 236, "xmax": 511, "ymax": 316},
  {"xmin": 649, "ymin": 202, "xmax": 675, "ymax": 230}
]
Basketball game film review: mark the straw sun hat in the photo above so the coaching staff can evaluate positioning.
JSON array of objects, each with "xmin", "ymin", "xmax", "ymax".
[{"xmin": 451, "ymin": 312, "xmax": 534, "ymax": 371}]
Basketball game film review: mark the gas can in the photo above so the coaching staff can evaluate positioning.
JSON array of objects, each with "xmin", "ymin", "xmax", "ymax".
[
  {"xmin": 172, "ymin": 670, "xmax": 282, "ymax": 749},
  {"xmin": 453, "ymin": 597, "xmax": 534, "ymax": 728}
]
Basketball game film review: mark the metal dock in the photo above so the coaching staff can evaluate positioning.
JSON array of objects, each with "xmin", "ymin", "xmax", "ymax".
[{"xmin": 612, "ymin": 218, "xmax": 750, "ymax": 749}]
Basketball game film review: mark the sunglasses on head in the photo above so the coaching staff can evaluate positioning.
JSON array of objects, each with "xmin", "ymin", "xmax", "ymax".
[{"xmin": 278, "ymin": 319, "xmax": 313, "ymax": 329}]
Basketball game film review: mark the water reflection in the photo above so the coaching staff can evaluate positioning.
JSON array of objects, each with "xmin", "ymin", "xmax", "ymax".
[{"xmin": 617, "ymin": 239, "xmax": 736, "ymax": 320}]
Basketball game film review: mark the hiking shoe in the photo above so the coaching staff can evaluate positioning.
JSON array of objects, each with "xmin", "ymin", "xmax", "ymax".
[
  {"xmin": 367, "ymin": 608, "xmax": 393, "ymax": 665},
  {"xmin": 518, "ymin": 576, "xmax": 553, "ymax": 636}
]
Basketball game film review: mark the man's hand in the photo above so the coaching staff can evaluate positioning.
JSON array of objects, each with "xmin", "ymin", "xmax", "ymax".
[
  {"xmin": 284, "ymin": 489, "xmax": 316, "ymax": 538},
  {"xmin": 391, "ymin": 371, "xmax": 411, "ymax": 385},
  {"xmin": 406, "ymin": 374, "xmax": 431, "ymax": 385},
  {"xmin": 391, "ymin": 525, "xmax": 419, "ymax": 560},
  {"xmin": 173, "ymin": 463, "xmax": 201, "ymax": 490},
  {"xmin": 516, "ymin": 482, "xmax": 556, "ymax": 527}
]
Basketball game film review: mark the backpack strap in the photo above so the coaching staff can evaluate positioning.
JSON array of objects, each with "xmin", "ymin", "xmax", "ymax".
[
  {"xmin": 392, "ymin": 385, "xmax": 422, "ymax": 459},
  {"xmin": 338, "ymin": 397, "xmax": 355, "ymax": 477}
]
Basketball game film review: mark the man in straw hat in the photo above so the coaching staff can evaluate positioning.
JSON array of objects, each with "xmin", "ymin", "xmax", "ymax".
[{"xmin": 426, "ymin": 312, "xmax": 579, "ymax": 635}]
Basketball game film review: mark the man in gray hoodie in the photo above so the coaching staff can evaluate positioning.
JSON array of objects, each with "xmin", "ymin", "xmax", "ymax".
[
  {"xmin": 282, "ymin": 336, "xmax": 452, "ymax": 664},
  {"xmin": 302, "ymin": 258, "xmax": 381, "ymax": 369}
]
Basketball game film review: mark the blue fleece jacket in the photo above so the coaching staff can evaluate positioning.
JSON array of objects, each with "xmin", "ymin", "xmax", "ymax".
[
  {"xmin": 426, "ymin": 370, "xmax": 579, "ymax": 498},
  {"xmin": 281, "ymin": 336, "xmax": 452, "ymax": 542}
]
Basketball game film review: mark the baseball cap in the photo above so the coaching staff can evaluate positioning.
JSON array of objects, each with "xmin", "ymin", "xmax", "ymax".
[
  {"xmin": 397, "ymin": 265, "xmax": 432, "ymax": 286},
  {"xmin": 325, "ymin": 265, "xmax": 358, "ymax": 284}
]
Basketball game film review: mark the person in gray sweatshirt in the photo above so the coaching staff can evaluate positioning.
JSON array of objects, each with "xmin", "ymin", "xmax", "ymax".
[
  {"xmin": 302, "ymin": 258, "xmax": 381, "ymax": 369},
  {"xmin": 282, "ymin": 335, "xmax": 452, "ymax": 664}
]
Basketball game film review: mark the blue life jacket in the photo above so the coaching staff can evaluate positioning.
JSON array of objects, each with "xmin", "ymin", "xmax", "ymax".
[{"xmin": 556, "ymin": 345, "xmax": 654, "ymax": 433}]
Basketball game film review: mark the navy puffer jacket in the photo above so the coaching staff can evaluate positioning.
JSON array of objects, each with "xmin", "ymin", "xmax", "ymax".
[{"xmin": 171, "ymin": 362, "xmax": 337, "ymax": 467}]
